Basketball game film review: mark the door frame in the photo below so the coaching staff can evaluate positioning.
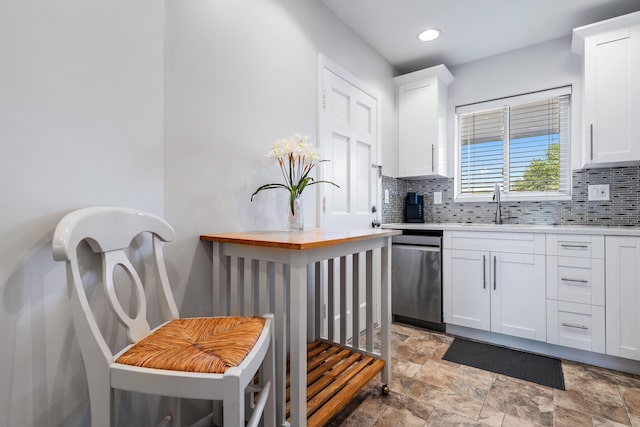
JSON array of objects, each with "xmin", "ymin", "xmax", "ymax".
[{"xmin": 316, "ymin": 54, "xmax": 382, "ymax": 228}]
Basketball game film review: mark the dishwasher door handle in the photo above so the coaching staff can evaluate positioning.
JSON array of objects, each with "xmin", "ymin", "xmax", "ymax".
[{"xmin": 393, "ymin": 244, "xmax": 441, "ymax": 252}]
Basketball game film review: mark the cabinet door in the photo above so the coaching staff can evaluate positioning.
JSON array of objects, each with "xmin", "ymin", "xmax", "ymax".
[
  {"xmin": 584, "ymin": 26, "xmax": 640, "ymax": 165},
  {"xmin": 491, "ymin": 252, "xmax": 546, "ymax": 341},
  {"xmin": 444, "ymin": 249, "xmax": 490, "ymax": 330},
  {"xmin": 606, "ymin": 236, "xmax": 640, "ymax": 360},
  {"xmin": 397, "ymin": 79, "xmax": 437, "ymax": 177}
]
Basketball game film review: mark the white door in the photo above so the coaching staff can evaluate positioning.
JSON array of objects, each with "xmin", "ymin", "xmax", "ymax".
[
  {"xmin": 319, "ymin": 65, "xmax": 379, "ymax": 229},
  {"xmin": 317, "ymin": 56, "xmax": 380, "ymax": 342}
]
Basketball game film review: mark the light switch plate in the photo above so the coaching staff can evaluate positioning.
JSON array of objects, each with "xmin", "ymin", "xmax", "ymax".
[
  {"xmin": 384, "ymin": 189, "xmax": 389, "ymax": 204},
  {"xmin": 434, "ymin": 191, "xmax": 443, "ymax": 205},
  {"xmin": 588, "ymin": 184, "xmax": 610, "ymax": 201}
]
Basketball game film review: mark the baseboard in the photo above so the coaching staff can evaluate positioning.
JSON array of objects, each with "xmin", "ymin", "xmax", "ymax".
[{"xmin": 445, "ymin": 324, "xmax": 640, "ymax": 376}]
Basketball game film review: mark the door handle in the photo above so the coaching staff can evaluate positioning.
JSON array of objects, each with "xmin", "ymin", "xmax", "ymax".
[
  {"xmin": 431, "ymin": 145, "xmax": 435, "ymax": 172},
  {"xmin": 493, "ymin": 255, "xmax": 497, "ymax": 290},
  {"xmin": 482, "ymin": 255, "xmax": 486, "ymax": 289},
  {"xmin": 590, "ymin": 124, "xmax": 594, "ymax": 161}
]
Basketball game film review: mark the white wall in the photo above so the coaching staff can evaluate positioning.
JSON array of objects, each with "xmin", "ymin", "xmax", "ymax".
[
  {"xmin": 163, "ymin": 1, "xmax": 395, "ymax": 313},
  {"xmin": 0, "ymin": 0, "xmax": 164, "ymax": 425},
  {"xmin": 447, "ymin": 36, "xmax": 583, "ymax": 175},
  {"xmin": 0, "ymin": 0, "xmax": 394, "ymax": 425}
]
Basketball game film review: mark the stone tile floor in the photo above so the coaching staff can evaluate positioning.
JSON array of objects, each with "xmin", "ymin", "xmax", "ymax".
[{"xmin": 326, "ymin": 323, "xmax": 640, "ymax": 426}]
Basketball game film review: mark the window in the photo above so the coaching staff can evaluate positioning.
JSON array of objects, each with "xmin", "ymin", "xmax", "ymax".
[{"xmin": 456, "ymin": 87, "xmax": 571, "ymax": 200}]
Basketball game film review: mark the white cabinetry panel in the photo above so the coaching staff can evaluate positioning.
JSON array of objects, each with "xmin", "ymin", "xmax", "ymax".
[
  {"xmin": 546, "ymin": 233, "xmax": 605, "ymax": 353},
  {"xmin": 606, "ymin": 236, "xmax": 640, "ymax": 361},
  {"xmin": 573, "ymin": 12, "xmax": 640, "ymax": 167},
  {"xmin": 546, "ymin": 256, "xmax": 605, "ymax": 306},
  {"xmin": 547, "ymin": 300, "xmax": 605, "ymax": 353},
  {"xmin": 444, "ymin": 249, "xmax": 490, "ymax": 331},
  {"xmin": 491, "ymin": 252, "xmax": 546, "ymax": 340},
  {"xmin": 394, "ymin": 65, "xmax": 453, "ymax": 178},
  {"xmin": 443, "ymin": 231, "xmax": 546, "ymax": 342}
]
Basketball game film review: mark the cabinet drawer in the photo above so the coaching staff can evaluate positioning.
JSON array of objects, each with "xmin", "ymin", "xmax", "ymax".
[
  {"xmin": 546, "ymin": 256, "xmax": 605, "ymax": 305},
  {"xmin": 445, "ymin": 231, "xmax": 545, "ymax": 254},
  {"xmin": 546, "ymin": 234, "xmax": 604, "ymax": 258},
  {"xmin": 547, "ymin": 300, "xmax": 605, "ymax": 353}
]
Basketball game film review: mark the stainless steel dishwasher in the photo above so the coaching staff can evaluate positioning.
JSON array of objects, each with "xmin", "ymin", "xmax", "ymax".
[{"xmin": 392, "ymin": 230, "xmax": 444, "ymax": 331}]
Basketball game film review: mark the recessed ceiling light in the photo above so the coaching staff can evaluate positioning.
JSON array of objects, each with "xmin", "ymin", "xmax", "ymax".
[{"xmin": 418, "ymin": 28, "xmax": 441, "ymax": 42}]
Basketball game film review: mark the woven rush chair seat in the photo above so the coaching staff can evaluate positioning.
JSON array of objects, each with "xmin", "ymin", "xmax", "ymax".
[{"xmin": 116, "ymin": 317, "xmax": 266, "ymax": 374}]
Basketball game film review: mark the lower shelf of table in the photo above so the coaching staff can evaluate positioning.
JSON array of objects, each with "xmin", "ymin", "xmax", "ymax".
[{"xmin": 286, "ymin": 340, "xmax": 385, "ymax": 427}]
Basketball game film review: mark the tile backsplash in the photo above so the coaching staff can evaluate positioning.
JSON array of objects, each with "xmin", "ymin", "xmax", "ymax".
[{"xmin": 382, "ymin": 164, "xmax": 640, "ymax": 226}]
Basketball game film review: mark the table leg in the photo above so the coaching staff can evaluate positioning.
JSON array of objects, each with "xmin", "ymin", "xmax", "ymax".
[
  {"xmin": 289, "ymin": 258, "xmax": 307, "ymax": 427},
  {"xmin": 380, "ymin": 238, "xmax": 392, "ymax": 386},
  {"xmin": 275, "ymin": 264, "xmax": 287, "ymax": 426}
]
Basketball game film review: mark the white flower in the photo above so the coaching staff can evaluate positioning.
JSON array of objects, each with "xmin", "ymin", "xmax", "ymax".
[{"xmin": 252, "ymin": 132, "xmax": 338, "ymax": 214}]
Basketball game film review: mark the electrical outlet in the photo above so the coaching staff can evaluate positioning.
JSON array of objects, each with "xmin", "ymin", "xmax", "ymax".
[
  {"xmin": 384, "ymin": 189, "xmax": 389, "ymax": 204},
  {"xmin": 588, "ymin": 184, "xmax": 610, "ymax": 201},
  {"xmin": 434, "ymin": 192, "xmax": 443, "ymax": 205}
]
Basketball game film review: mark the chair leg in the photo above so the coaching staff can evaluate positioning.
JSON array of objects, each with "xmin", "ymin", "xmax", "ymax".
[
  {"xmin": 222, "ymin": 373, "xmax": 243, "ymax": 427},
  {"xmin": 263, "ymin": 322, "xmax": 276, "ymax": 427},
  {"xmin": 169, "ymin": 397, "xmax": 181, "ymax": 427},
  {"xmin": 87, "ymin": 381, "xmax": 113, "ymax": 427}
]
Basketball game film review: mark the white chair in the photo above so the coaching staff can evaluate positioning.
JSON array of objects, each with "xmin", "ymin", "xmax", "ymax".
[{"xmin": 52, "ymin": 207, "xmax": 275, "ymax": 427}]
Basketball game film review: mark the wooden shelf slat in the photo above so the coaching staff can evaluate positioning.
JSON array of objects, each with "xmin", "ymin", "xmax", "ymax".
[
  {"xmin": 308, "ymin": 358, "xmax": 385, "ymax": 427},
  {"xmin": 285, "ymin": 340, "xmax": 385, "ymax": 426}
]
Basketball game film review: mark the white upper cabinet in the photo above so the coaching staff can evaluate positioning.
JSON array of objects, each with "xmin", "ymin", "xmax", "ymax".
[
  {"xmin": 572, "ymin": 12, "xmax": 640, "ymax": 167},
  {"xmin": 394, "ymin": 65, "xmax": 453, "ymax": 178}
]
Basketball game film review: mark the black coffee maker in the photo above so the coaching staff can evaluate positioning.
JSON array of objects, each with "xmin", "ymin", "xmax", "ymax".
[{"xmin": 404, "ymin": 192, "xmax": 424, "ymax": 223}]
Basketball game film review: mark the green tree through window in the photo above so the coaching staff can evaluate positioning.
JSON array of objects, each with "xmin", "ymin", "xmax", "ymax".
[{"xmin": 512, "ymin": 143, "xmax": 559, "ymax": 191}]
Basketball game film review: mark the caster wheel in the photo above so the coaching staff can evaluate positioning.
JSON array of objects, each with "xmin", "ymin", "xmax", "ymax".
[{"xmin": 381, "ymin": 384, "xmax": 390, "ymax": 396}]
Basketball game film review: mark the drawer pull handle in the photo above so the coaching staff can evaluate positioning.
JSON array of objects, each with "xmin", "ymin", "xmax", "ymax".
[
  {"xmin": 561, "ymin": 278, "xmax": 589, "ymax": 284},
  {"xmin": 562, "ymin": 322, "xmax": 589, "ymax": 330},
  {"xmin": 560, "ymin": 244, "xmax": 588, "ymax": 249}
]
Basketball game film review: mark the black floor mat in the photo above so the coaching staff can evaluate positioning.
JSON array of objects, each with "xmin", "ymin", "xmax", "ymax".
[{"xmin": 442, "ymin": 338, "xmax": 565, "ymax": 390}]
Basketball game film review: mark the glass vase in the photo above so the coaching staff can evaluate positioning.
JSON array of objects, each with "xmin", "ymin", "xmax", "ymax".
[{"xmin": 287, "ymin": 196, "xmax": 304, "ymax": 231}]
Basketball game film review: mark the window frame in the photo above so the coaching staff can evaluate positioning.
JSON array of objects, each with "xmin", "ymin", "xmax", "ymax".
[{"xmin": 454, "ymin": 86, "xmax": 572, "ymax": 202}]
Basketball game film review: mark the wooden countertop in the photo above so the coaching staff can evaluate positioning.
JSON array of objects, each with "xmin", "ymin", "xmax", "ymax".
[{"xmin": 200, "ymin": 228, "xmax": 401, "ymax": 250}]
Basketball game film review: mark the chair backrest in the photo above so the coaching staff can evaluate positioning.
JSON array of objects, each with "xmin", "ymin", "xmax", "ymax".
[{"xmin": 52, "ymin": 207, "xmax": 180, "ymax": 363}]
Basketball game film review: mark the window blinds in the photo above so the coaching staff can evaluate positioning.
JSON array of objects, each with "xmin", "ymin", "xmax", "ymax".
[{"xmin": 457, "ymin": 88, "xmax": 571, "ymax": 197}]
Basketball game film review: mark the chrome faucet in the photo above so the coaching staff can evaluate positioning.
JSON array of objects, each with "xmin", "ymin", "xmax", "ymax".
[{"xmin": 493, "ymin": 183, "xmax": 502, "ymax": 224}]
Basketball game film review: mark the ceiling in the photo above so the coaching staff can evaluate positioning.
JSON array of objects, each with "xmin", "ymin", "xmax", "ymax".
[{"xmin": 321, "ymin": 0, "xmax": 640, "ymax": 75}]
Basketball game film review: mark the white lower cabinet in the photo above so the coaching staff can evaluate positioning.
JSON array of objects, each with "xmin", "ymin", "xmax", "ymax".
[
  {"xmin": 443, "ymin": 232, "xmax": 546, "ymax": 342},
  {"xmin": 441, "ymin": 229, "xmax": 640, "ymax": 366},
  {"xmin": 605, "ymin": 236, "xmax": 640, "ymax": 361}
]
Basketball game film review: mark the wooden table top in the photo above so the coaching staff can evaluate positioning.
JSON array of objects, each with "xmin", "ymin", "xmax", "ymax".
[{"xmin": 200, "ymin": 228, "xmax": 401, "ymax": 250}]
